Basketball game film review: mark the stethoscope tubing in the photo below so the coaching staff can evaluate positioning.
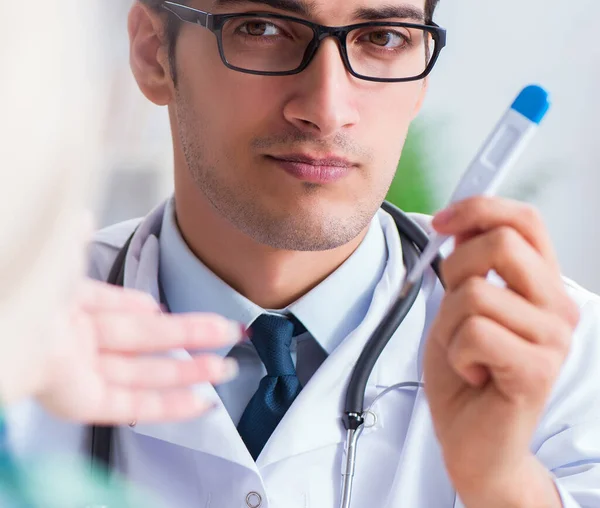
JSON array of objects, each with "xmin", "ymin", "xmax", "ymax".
[{"xmin": 340, "ymin": 201, "xmax": 445, "ymax": 508}]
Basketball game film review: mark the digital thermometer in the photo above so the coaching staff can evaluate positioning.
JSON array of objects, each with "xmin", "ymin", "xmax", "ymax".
[{"xmin": 400, "ymin": 84, "xmax": 551, "ymax": 296}]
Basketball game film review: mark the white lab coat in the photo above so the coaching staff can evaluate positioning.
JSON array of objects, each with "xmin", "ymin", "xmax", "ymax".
[{"xmin": 7, "ymin": 201, "xmax": 600, "ymax": 508}]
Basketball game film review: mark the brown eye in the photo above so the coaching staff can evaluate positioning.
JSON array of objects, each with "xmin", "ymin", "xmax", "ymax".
[
  {"xmin": 364, "ymin": 30, "xmax": 407, "ymax": 48},
  {"xmin": 240, "ymin": 21, "xmax": 280, "ymax": 37}
]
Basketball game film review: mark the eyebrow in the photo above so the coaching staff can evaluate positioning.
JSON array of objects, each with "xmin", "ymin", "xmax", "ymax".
[
  {"xmin": 353, "ymin": 5, "xmax": 425, "ymax": 22},
  {"xmin": 212, "ymin": 0, "xmax": 425, "ymax": 22},
  {"xmin": 213, "ymin": 0, "xmax": 314, "ymax": 17}
]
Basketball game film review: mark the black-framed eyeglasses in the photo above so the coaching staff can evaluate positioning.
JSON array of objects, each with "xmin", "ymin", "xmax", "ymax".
[{"xmin": 162, "ymin": 1, "xmax": 447, "ymax": 83}]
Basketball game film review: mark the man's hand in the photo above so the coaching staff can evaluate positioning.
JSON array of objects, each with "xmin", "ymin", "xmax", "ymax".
[
  {"xmin": 423, "ymin": 197, "xmax": 580, "ymax": 507},
  {"xmin": 37, "ymin": 279, "xmax": 242, "ymax": 424}
]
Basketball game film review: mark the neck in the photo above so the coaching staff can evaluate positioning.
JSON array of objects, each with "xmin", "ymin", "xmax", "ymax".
[{"xmin": 173, "ymin": 185, "xmax": 367, "ymax": 311}]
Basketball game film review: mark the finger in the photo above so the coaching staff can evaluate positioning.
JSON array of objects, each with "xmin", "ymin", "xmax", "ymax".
[
  {"xmin": 441, "ymin": 227, "xmax": 568, "ymax": 313},
  {"xmin": 448, "ymin": 316, "xmax": 563, "ymax": 400},
  {"xmin": 99, "ymin": 354, "xmax": 239, "ymax": 389},
  {"xmin": 95, "ymin": 312, "xmax": 244, "ymax": 352},
  {"xmin": 432, "ymin": 196, "xmax": 560, "ymax": 271},
  {"xmin": 430, "ymin": 277, "xmax": 573, "ymax": 352},
  {"xmin": 77, "ymin": 279, "xmax": 160, "ymax": 313},
  {"xmin": 91, "ymin": 387, "xmax": 217, "ymax": 425}
]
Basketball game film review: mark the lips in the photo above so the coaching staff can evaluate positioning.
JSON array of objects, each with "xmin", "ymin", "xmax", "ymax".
[{"xmin": 267, "ymin": 154, "xmax": 355, "ymax": 184}]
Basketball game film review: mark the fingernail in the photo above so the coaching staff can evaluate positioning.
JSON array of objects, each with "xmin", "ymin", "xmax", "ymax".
[
  {"xmin": 224, "ymin": 320, "xmax": 244, "ymax": 343},
  {"xmin": 221, "ymin": 358, "xmax": 239, "ymax": 382},
  {"xmin": 207, "ymin": 402, "xmax": 220, "ymax": 413},
  {"xmin": 242, "ymin": 325, "xmax": 252, "ymax": 340},
  {"xmin": 433, "ymin": 206, "xmax": 455, "ymax": 227},
  {"xmin": 194, "ymin": 398, "xmax": 220, "ymax": 414}
]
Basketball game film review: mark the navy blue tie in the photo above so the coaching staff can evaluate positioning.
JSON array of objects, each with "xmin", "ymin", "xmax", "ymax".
[{"xmin": 237, "ymin": 314, "xmax": 304, "ymax": 460}]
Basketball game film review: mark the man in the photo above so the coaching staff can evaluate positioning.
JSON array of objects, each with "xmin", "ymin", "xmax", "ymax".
[{"xmin": 9, "ymin": 0, "xmax": 600, "ymax": 507}]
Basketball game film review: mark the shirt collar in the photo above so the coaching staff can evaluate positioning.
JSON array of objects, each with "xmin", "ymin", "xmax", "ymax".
[{"xmin": 159, "ymin": 197, "xmax": 392, "ymax": 355}]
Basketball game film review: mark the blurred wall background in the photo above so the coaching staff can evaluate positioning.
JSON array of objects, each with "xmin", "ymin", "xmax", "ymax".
[{"xmin": 95, "ymin": 0, "xmax": 600, "ymax": 292}]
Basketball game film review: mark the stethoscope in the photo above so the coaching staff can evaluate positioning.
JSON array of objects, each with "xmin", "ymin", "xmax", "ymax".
[{"xmin": 87, "ymin": 200, "xmax": 445, "ymax": 508}]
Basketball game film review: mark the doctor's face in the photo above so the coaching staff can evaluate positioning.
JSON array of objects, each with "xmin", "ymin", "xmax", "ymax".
[{"xmin": 148, "ymin": 0, "xmax": 432, "ymax": 250}]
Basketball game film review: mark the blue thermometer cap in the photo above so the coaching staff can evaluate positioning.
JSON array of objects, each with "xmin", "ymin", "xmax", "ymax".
[{"xmin": 511, "ymin": 85, "xmax": 551, "ymax": 124}]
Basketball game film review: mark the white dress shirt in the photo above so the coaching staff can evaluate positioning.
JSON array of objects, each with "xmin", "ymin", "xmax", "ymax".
[{"xmin": 158, "ymin": 198, "xmax": 391, "ymax": 424}]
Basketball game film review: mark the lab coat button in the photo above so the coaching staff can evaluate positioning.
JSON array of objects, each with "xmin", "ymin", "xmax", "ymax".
[{"xmin": 246, "ymin": 491, "xmax": 262, "ymax": 508}]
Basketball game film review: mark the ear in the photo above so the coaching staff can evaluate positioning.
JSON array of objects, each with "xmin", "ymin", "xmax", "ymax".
[
  {"xmin": 411, "ymin": 77, "xmax": 429, "ymax": 120},
  {"xmin": 128, "ymin": 2, "xmax": 173, "ymax": 106}
]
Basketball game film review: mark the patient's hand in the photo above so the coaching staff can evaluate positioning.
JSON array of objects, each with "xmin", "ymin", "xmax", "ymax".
[{"xmin": 37, "ymin": 279, "xmax": 241, "ymax": 424}]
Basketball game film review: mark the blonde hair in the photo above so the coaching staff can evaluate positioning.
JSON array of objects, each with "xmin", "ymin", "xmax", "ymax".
[{"xmin": 0, "ymin": 1, "xmax": 107, "ymax": 400}]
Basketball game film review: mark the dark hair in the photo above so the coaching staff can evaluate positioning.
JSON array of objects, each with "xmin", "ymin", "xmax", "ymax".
[{"xmin": 140, "ymin": 0, "xmax": 441, "ymax": 82}]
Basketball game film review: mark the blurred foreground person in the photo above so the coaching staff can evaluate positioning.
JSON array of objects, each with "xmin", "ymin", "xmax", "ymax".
[{"xmin": 0, "ymin": 1, "xmax": 241, "ymax": 506}]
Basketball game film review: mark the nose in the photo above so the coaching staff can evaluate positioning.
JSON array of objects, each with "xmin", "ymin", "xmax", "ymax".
[{"xmin": 282, "ymin": 38, "xmax": 360, "ymax": 139}]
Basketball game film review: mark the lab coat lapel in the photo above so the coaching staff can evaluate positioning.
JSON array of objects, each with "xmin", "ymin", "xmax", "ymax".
[
  {"xmin": 122, "ymin": 201, "xmax": 165, "ymax": 297},
  {"xmin": 129, "ymin": 378, "xmax": 257, "ymax": 472},
  {"xmin": 257, "ymin": 212, "xmax": 428, "ymax": 469},
  {"xmin": 121, "ymin": 207, "xmax": 257, "ymax": 471}
]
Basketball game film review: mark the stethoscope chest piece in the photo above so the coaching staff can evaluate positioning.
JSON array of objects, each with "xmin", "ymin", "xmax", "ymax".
[{"xmin": 362, "ymin": 410, "xmax": 377, "ymax": 428}]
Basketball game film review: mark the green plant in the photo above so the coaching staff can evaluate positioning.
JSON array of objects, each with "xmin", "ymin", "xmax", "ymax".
[{"xmin": 385, "ymin": 119, "xmax": 440, "ymax": 215}]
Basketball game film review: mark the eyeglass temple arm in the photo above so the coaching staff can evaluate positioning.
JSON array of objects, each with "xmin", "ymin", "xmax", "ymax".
[{"xmin": 162, "ymin": 1, "xmax": 210, "ymax": 27}]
